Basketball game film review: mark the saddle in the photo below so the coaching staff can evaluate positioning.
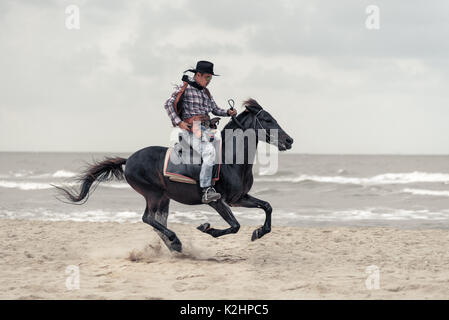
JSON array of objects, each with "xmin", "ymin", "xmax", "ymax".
[
  {"xmin": 184, "ymin": 115, "xmax": 220, "ymax": 129},
  {"xmin": 163, "ymin": 135, "xmax": 222, "ymax": 185}
]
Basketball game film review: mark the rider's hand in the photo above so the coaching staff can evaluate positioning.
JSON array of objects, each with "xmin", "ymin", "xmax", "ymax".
[
  {"xmin": 178, "ymin": 121, "xmax": 191, "ymax": 131},
  {"xmin": 227, "ymin": 109, "xmax": 237, "ymax": 116}
]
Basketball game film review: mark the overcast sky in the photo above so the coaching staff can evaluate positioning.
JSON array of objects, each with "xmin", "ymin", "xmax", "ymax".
[{"xmin": 1, "ymin": 0, "xmax": 448, "ymax": 154}]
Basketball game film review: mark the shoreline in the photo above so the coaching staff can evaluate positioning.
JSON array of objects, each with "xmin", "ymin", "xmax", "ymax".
[{"xmin": 1, "ymin": 219, "xmax": 449, "ymax": 299}]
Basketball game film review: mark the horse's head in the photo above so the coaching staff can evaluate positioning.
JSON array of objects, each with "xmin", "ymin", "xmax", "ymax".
[{"xmin": 239, "ymin": 98, "xmax": 294, "ymax": 151}]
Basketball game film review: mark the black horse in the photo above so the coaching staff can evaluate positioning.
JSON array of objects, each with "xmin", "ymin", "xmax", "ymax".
[{"xmin": 54, "ymin": 99, "xmax": 293, "ymax": 252}]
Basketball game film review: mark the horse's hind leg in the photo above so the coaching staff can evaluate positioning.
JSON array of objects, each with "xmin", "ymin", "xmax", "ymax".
[
  {"xmin": 154, "ymin": 197, "xmax": 181, "ymax": 251},
  {"xmin": 142, "ymin": 195, "xmax": 182, "ymax": 252},
  {"xmin": 197, "ymin": 198, "xmax": 240, "ymax": 238}
]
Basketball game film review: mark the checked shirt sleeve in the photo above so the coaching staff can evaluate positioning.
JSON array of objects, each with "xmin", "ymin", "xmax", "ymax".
[
  {"xmin": 210, "ymin": 95, "xmax": 229, "ymax": 117},
  {"xmin": 164, "ymin": 86, "xmax": 183, "ymax": 127}
]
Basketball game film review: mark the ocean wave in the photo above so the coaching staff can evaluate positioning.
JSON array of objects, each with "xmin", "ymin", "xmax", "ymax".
[
  {"xmin": 0, "ymin": 208, "xmax": 262, "ymax": 224},
  {"xmin": 2, "ymin": 207, "xmax": 449, "ymax": 224},
  {"xmin": 0, "ymin": 180, "xmax": 129, "ymax": 190},
  {"xmin": 296, "ymin": 208, "xmax": 449, "ymax": 222},
  {"xmin": 0, "ymin": 169, "xmax": 78, "ymax": 179},
  {"xmin": 254, "ymin": 171, "xmax": 449, "ymax": 185},
  {"xmin": 402, "ymin": 188, "xmax": 449, "ymax": 197},
  {"xmin": 51, "ymin": 170, "xmax": 78, "ymax": 178},
  {"xmin": 103, "ymin": 183, "xmax": 131, "ymax": 189},
  {"xmin": 0, "ymin": 180, "xmax": 56, "ymax": 190},
  {"xmin": 0, "ymin": 170, "xmax": 35, "ymax": 178},
  {"xmin": 252, "ymin": 188, "xmax": 280, "ymax": 196},
  {"xmin": 0, "ymin": 208, "xmax": 142, "ymax": 223}
]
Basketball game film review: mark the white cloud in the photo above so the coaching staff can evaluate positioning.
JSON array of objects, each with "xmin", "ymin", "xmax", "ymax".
[{"xmin": 0, "ymin": 0, "xmax": 448, "ymax": 154}]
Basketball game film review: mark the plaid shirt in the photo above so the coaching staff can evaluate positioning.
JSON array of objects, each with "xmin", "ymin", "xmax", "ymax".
[{"xmin": 164, "ymin": 83, "xmax": 229, "ymax": 127}]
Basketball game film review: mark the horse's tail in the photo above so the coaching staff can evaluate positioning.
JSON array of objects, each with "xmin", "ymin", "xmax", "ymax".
[{"xmin": 52, "ymin": 156, "xmax": 127, "ymax": 204}]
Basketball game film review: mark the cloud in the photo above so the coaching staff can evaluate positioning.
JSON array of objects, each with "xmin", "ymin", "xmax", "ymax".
[
  {"xmin": 246, "ymin": 0, "xmax": 449, "ymax": 59},
  {"xmin": 0, "ymin": 0, "xmax": 448, "ymax": 153}
]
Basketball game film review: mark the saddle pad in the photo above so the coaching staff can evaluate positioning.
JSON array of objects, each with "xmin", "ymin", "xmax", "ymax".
[{"xmin": 163, "ymin": 144, "xmax": 221, "ymax": 185}]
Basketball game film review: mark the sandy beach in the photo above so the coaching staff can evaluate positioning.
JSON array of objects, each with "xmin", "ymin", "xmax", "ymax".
[{"xmin": 1, "ymin": 219, "xmax": 448, "ymax": 300}]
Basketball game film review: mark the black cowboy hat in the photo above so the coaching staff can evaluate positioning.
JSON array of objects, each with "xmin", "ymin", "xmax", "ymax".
[{"xmin": 184, "ymin": 60, "xmax": 220, "ymax": 76}]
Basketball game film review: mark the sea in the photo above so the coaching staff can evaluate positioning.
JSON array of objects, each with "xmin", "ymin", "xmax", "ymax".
[{"xmin": 1, "ymin": 152, "xmax": 449, "ymax": 229}]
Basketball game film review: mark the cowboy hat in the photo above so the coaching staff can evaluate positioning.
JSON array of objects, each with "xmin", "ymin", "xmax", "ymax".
[{"xmin": 184, "ymin": 60, "xmax": 220, "ymax": 76}]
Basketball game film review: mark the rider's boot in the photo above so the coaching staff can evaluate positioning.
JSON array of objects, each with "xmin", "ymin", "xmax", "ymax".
[{"xmin": 201, "ymin": 186, "xmax": 221, "ymax": 203}]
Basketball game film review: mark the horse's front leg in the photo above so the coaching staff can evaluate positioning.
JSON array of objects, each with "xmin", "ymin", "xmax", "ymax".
[
  {"xmin": 232, "ymin": 194, "xmax": 272, "ymax": 241},
  {"xmin": 197, "ymin": 198, "xmax": 240, "ymax": 238}
]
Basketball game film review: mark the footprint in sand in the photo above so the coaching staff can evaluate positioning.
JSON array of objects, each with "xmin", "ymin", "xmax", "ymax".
[
  {"xmin": 172, "ymin": 281, "xmax": 209, "ymax": 292},
  {"xmin": 176, "ymin": 274, "xmax": 205, "ymax": 280},
  {"xmin": 172, "ymin": 282, "xmax": 189, "ymax": 292}
]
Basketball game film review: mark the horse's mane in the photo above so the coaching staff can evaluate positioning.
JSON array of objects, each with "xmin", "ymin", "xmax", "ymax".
[
  {"xmin": 222, "ymin": 98, "xmax": 261, "ymax": 130},
  {"xmin": 242, "ymin": 98, "xmax": 262, "ymax": 109}
]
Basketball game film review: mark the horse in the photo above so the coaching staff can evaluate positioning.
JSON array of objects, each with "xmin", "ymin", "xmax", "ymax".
[{"xmin": 54, "ymin": 98, "xmax": 294, "ymax": 252}]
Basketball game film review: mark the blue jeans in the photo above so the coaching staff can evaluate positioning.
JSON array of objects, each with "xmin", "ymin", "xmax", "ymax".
[{"xmin": 179, "ymin": 125, "xmax": 221, "ymax": 188}]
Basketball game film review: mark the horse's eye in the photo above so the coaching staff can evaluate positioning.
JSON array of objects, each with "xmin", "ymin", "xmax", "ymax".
[{"xmin": 265, "ymin": 119, "xmax": 272, "ymax": 123}]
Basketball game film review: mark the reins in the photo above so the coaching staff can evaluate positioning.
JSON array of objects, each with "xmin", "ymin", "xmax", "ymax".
[{"xmin": 226, "ymin": 99, "xmax": 274, "ymax": 144}]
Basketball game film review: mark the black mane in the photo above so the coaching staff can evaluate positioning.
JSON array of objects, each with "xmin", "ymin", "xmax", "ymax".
[
  {"xmin": 242, "ymin": 98, "xmax": 262, "ymax": 109},
  {"xmin": 222, "ymin": 98, "xmax": 258, "ymax": 130}
]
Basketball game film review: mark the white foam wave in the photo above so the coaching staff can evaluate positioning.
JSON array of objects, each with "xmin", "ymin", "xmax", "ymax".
[
  {"xmin": 12, "ymin": 170, "xmax": 35, "ymax": 178},
  {"xmin": 0, "ymin": 207, "xmax": 265, "ymax": 224},
  {"xmin": 296, "ymin": 208, "xmax": 449, "ymax": 222},
  {"xmin": 255, "ymin": 171, "xmax": 449, "ymax": 185},
  {"xmin": 0, "ymin": 180, "xmax": 129, "ymax": 190},
  {"xmin": 2, "ymin": 207, "xmax": 449, "ymax": 224},
  {"xmin": 0, "ymin": 180, "xmax": 55, "ymax": 190},
  {"xmin": 402, "ymin": 188, "xmax": 449, "ymax": 197},
  {"xmin": 0, "ymin": 170, "xmax": 35, "ymax": 178},
  {"xmin": 52, "ymin": 170, "xmax": 77, "ymax": 178},
  {"xmin": 0, "ymin": 169, "xmax": 78, "ymax": 179},
  {"xmin": 0, "ymin": 209, "xmax": 141, "ymax": 223},
  {"xmin": 103, "ymin": 183, "xmax": 130, "ymax": 189}
]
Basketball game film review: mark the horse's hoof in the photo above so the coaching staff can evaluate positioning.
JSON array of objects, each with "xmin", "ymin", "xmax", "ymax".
[
  {"xmin": 251, "ymin": 227, "xmax": 270, "ymax": 241},
  {"xmin": 251, "ymin": 228, "xmax": 260, "ymax": 241},
  {"xmin": 197, "ymin": 223, "xmax": 211, "ymax": 233},
  {"xmin": 170, "ymin": 238, "xmax": 182, "ymax": 252}
]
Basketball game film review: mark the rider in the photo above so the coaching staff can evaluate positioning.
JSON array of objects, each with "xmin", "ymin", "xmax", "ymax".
[{"xmin": 164, "ymin": 60, "xmax": 237, "ymax": 203}]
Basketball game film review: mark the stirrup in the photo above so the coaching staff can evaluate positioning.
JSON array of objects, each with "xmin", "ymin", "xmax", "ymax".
[{"xmin": 202, "ymin": 187, "xmax": 221, "ymax": 203}]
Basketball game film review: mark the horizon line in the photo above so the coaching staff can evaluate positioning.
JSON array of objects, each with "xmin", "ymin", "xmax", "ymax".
[{"xmin": 0, "ymin": 150, "xmax": 448, "ymax": 156}]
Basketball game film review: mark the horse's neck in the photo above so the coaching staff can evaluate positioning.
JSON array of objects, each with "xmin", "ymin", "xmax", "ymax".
[{"xmin": 220, "ymin": 126, "xmax": 258, "ymax": 172}]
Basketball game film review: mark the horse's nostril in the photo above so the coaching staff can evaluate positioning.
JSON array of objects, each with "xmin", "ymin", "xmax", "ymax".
[{"xmin": 286, "ymin": 137, "xmax": 293, "ymax": 144}]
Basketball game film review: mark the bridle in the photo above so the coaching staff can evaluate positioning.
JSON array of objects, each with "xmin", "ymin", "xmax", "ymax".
[
  {"xmin": 253, "ymin": 109, "xmax": 264, "ymax": 131},
  {"xmin": 227, "ymin": 99, "xmax": 278, "ymax": 145}
]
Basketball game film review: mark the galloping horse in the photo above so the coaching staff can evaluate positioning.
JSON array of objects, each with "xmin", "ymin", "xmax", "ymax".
[{"xmin": 54, "ymin": 99, "xmax": 294, "ymax": 252}]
